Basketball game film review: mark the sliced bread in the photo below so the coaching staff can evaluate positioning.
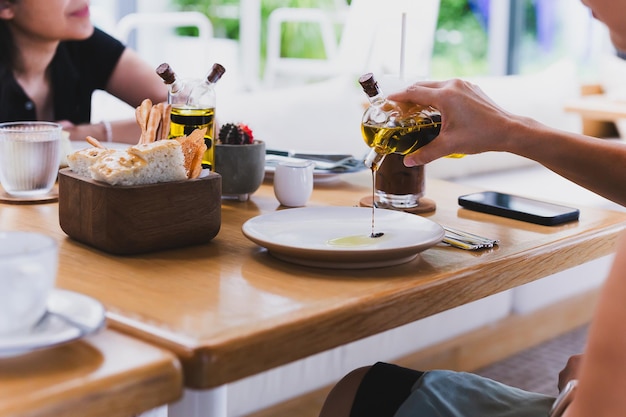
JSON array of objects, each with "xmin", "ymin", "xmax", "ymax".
[
  {"xmin": 66, "ymin": 147, "xmax": 114, "ymax": 177},
  {"xmin": 89, "ymin": 141, "xmax": 187, "ymax": 186}
]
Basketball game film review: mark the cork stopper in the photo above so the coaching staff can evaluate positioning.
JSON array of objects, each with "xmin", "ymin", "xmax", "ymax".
[
  {"xmin": 359, "ymin": 73, "xmax": 380, "ymax": 97},
  {"xmin": 206, "ymin": 63, "xmax": 226, "ymax": 84},
  {"xmin": 156, "ymin": 63, "xmax": 176, "ymax": 85}
]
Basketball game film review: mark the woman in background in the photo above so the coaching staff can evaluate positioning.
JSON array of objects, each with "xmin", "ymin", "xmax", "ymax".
[{"xmin": 0, "ymin": 0, "xmax": 166, "ymax": 143}]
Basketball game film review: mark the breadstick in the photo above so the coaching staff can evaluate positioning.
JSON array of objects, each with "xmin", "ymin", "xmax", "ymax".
[
  {"xmin": 137, "ymin": 99, "xmax": 151, "ymax": 129},
  {"xmin": 86, "ymin": 136, "xmax": 106, "ymax": 149},
  {"xmin": 160, "ymin": 103, "xmax": 172, "ymax": 141},
  {"xmin": 137, "ymin": 99, "xmax": 152, "ymax": 144},
  {"xmin": 144, "ymin": 104, "xmax": 162, "ymax": 144},
  {"xmin": 135, "ymin": 107, "xmax": 143, "ymax": 131}
]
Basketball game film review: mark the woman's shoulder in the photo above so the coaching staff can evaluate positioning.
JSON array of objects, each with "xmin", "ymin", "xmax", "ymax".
[
  {"xmin": 65, "ymin": 27, "xmax": 125, "ymax": 57},
  {"xmin": 55, "ymin": 28, "xmax": 126, "ymax": 88}
]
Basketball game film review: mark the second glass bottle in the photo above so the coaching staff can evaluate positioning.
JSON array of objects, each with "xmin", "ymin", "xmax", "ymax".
[{"xmin": 157, "ymin": 62, "xmax": 226, "ymax": 170}]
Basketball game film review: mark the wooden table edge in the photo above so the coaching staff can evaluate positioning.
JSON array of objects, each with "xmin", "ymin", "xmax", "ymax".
[
  {"xmin": 108, "ymin": 221, "xmax": 626, "ymax": 389},
  {"xmin": 0, "ymin": 329, "xmax": 184, "ymax": 417}
]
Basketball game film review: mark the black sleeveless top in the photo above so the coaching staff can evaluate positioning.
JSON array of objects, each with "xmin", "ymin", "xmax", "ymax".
[{"xmin": 0, "ymin": 28, "xmax": 125, "ymax": 124}]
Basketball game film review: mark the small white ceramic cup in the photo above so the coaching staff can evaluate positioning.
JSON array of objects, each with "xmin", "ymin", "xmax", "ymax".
[
  {"xmin": 0, "ymin": 231, "xmax": 58, "ymax": 336},
  {"xmin": 0, "ymin": 121, "xmax": 62, "ymax": 197},
  {"xmin": 273, "ymin": 160, "xmax": 315, "ymax": 207}
]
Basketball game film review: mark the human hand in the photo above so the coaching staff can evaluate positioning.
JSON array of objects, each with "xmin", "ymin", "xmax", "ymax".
[
  {"xmin": 558, "ymin": 354, "xmax": 583, "ymax": 392},
  {"xmin": 56, "ymin": 120, "xmax": 74, "ymax": 130},
  {"xmin": 57, "ymin": 121, "xmax": 106, "ymax": 143},
  {"xmin": 387, "ymin": 79, "xmax": 530, "ymax": 167}
]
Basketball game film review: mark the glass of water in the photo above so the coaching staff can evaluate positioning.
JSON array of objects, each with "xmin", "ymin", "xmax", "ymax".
[
  {"xmin": 0, "ymin": 121, "xmax": 62, "ymax": 197},
  {"xmin": 0, "ymin": 231, "xmax": 58, "ymax": 336}
]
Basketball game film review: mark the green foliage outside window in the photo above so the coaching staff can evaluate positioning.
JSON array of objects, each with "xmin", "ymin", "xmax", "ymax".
[
  {"xmin": 171, "ymin": 0, "xmax": 489, "ymax": 78},
  {"xmin": 432, "ymin": 0, "xmax": 488, "ymax": 78},
  {"xmin": 172, "ymin": 0, "xmax": 340, "ymax": 66}
]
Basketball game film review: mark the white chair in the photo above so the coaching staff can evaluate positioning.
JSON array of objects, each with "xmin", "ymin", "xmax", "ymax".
[
  {"xmin": 263, "ymin": 0, "xmax": 441, "ymax": 88},
  {"xmin": 115, "ymin": 11, "xmax": 213, "ymax": 39},
  {"xmin": 115, "ymin": 11, "xmax": 214, "ymax": 43},
  {"xmin": 92, "ymin": 12, "xmax": 220, "ymax": 125},
  {"xmin": 114, "ymin": 11, "xmax": 215, "ymax": 79}
]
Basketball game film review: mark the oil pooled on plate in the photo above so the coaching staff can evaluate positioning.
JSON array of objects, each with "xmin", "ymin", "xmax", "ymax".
[{"xmin": 326, "ymin": 233, "xmax": 388, "ymax": 248}]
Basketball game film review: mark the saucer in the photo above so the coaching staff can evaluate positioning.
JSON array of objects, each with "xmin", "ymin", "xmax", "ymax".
[
  {"xmin": 0, "ymin": 289, "xmax": 106, "ymax": 358},
  {"xmin": 0, "ymin": 185, "xmax": 58, "ymax": 205},
  {"xmin": 265, "ymin": 154, "xmax": 367, "ymax": 184}
]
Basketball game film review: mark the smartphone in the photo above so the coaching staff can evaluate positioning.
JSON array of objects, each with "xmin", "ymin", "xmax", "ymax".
[{"xmin": 458, "ymin": 191, "xmax": 580, "ymax": 226}]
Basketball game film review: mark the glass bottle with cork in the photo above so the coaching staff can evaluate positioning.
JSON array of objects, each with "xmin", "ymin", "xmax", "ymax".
[
  {"xmin": 359, "ymin": 72, "xmax": 444, "ymax": 171},
  {"xmin": 156, "ymin": 62, "xmax": 226, "ymax": 170},
  {"xmin": 156, "ymin": 63, "xmax": 189, "ymax": 100}
]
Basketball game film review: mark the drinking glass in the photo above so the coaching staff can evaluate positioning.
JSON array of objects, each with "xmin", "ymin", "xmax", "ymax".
[
  {"xmin": 0, "ymin": 231, "xmax": 58, "ymax": 336},
  {"xmin": 375, "ymin": 153, "xmax": 425, "ymax": 209},
  {"xmin": 0, "ymin": 121, "xmax": 62, "ymax": 197}
]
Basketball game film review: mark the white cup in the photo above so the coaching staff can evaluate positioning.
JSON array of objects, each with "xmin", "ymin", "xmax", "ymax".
[
  {"xmin": 0, "ymin": 121, "xmax": 62, "ymax": 197},
  {"xmin": 0, "ymin": 231, "xmax": 58, "ymax": 336},
  {"xmin": 273, "ymin": 160, "xmax": 315, "ymax": 207}
]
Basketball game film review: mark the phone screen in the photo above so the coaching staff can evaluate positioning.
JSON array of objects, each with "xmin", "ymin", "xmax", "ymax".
[{"xmin": 458, "ymin": 191, "xmax": 580, "ymax": 226}]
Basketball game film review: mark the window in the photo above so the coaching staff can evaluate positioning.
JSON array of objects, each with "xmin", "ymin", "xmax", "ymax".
[
  {"xmin": 432, "ymin": 0, "xmax": 611, "ymax": 80},
  {"xmin": 432, "ymin": 0, "xmax": 489, "ymax": 78},
  {"xmin": 108, "ymin": 0, "xmax": 613, "ymax": 85},
  {"xmin": 507, "ymin": 0, "xmax": 610, "ymax": 80}
]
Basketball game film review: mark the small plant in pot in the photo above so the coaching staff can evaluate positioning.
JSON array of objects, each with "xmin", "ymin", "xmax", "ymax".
[{"xmin": 214, "ymin": 122, "xmax": 266, "ymax": 201}]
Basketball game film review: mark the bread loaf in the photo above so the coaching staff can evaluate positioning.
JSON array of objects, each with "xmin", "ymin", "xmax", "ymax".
[
  {"xmin": 67, "ymin": 147, "xmax": 114, "ymax": 177},
  {"xmin": 89, "ymin": 140, "xmax": 187, "ymax": 186}
]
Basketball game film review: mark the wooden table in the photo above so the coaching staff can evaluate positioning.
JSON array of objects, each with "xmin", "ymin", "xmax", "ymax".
[
  {"xmin": 0, "ymin": 329, "xmax": 182, "ymax": 417},
  {"xmin": 2, "ymin": 171, "xmax": 626, "ymax": 416},
  {"xmin": 564, "ymin": 95, "xmax": 626, "ymax": 137}
]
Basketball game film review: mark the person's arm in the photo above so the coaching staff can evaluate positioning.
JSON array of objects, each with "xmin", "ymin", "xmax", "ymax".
[
  {"xmin": 388, "ymin": 80, "xmax": 626, "ymax": 207},
  {"xmin": 62, "ymin": 48, "xmax": 168, "ymax": 144},
  {"xmin": 563, "ymin": 232, "xmax": 626, "ymax": 417},
  {"xmin": 102, "ymin": 48, "xmax": 167, "ymax": 143},
  {"xmin": 59, "ymin": 119, "xmax": 141, "ymax": 145},
  {"xmin": 105, "ymin": 48, "xmax": 168, "ymax": 108}
]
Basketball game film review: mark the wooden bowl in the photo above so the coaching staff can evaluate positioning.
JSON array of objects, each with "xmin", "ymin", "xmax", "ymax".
[{"xmin": 58, "ymin": 168, "xmax": 222, "ymax": 255}]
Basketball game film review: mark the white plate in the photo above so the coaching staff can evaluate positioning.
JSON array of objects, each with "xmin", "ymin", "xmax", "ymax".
[
  {"xmin": 264, "ymin": 166, "xmax": 345, "ymax": 183},
  {"xmin": 0, "ymin": 289, "xmax": 106, "ymax": 358},
  {"xmin": 264, "ymin": 154, "xmax": 367, "ymax": 184},
  {"xmin": 242, "ymin": 207, "xmax": 445, "ymax": 269}
]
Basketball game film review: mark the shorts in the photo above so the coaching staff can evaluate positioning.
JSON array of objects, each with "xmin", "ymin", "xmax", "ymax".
[
  {"xmin": 349, "ymin": 362, "xmax": 424, "ymax": 417},
  {"xmin": 349, "ymin": 362, "xmax": 555, "ymax": 417}
]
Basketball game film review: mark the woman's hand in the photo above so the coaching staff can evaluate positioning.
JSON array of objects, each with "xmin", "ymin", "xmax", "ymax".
[
  {"xmin": 558, "ymin": 354, "xmax": 583, "ymax": 392},
  {"xmin": 56, "ymin": 120, "xmax": 107, "ymax": 142},
  {"xmin": 387, "ymin": 79, "xmax": 532, "ymax": 167},
  {"xmin": 57, "ymin": 119, "xmax": 143, "ymax": 145}
]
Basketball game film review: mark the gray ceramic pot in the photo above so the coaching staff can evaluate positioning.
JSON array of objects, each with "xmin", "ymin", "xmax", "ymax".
[{"xmin": 213, "ymin": 140, "xmax": 266, "ymax": 201}]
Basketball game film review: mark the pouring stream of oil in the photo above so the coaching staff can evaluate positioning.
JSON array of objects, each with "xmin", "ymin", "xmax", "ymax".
[
  {"xmin": 370, "ymin": 163, "xmax": 384, "ymax": 238},
  {"xmin": 325, "ymin": 162, "xmax": 384, "ymax": 248}
]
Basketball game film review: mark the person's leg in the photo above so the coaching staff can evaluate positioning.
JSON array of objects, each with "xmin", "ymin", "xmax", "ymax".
[
  {"xmin": 319, "ymin": 363, "xmax": 424, "ymax": 417},
  {"xmin": 319, "ymin": 366, "xmax": 371, "ymax": 417}
]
